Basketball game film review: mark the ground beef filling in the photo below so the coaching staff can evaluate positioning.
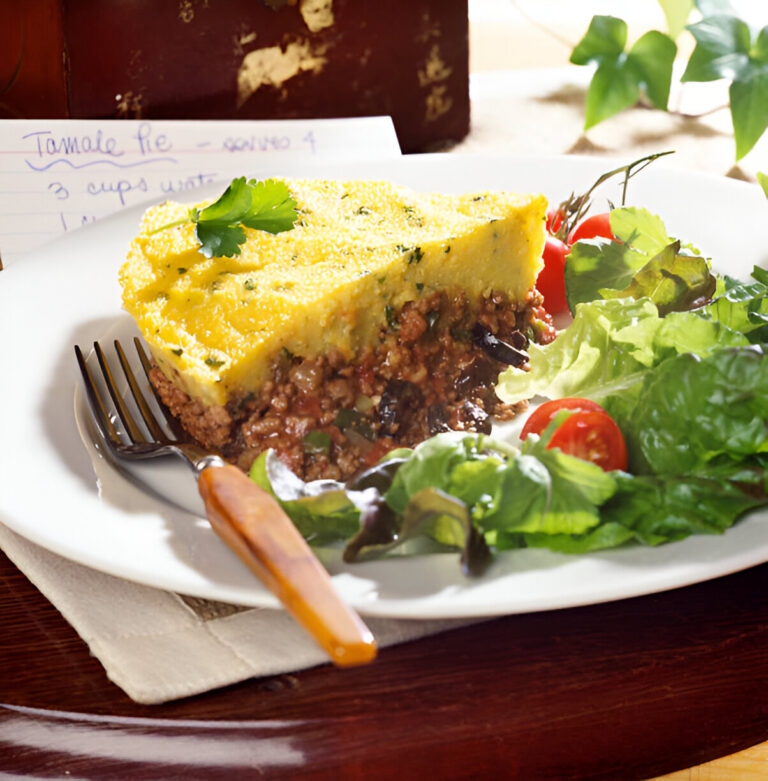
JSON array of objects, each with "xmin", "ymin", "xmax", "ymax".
[{"xmin": 149, "ymin": 290, "xmax": 555, "ymax": 481}]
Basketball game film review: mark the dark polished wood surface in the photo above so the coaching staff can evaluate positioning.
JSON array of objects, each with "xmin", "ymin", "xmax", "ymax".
[{"xmin": 1, "ymin": 550, "xmax": 767, "ymax": 779}]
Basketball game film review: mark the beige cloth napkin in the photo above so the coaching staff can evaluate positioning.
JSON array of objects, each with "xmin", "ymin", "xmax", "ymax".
[
  {"xmin": 2, "ymin": 68, "xmax": 764, "ymax": 706},
  {"xmin": 0, "ymin": 522, "xmax": 476, "ymax": 704}
]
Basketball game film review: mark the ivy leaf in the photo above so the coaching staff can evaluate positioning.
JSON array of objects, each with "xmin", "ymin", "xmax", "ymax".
[
  {"xmin": 756, "ymin": 26, "xmax": 768, "ymax": 62},
  {"xmin": 730, "ymin": 64, "xmax": 768, "ymax": 160},
  {"xmin": 583, "ymin": 57, "xmax": 640, "ymax": 129},
  {"xmin": 695, "ymin": 0, "xmax": 736, "ymax": 15},
  {"xmin": 570, "ymin": 15, "xmax": 627, "ymax": 64},
  {"xmin": 682, "ymin": 15, "xmax": 753, "ymax": 81},
  {"xmin": 758, "ymin": 172, "xmax": 768, "ymax": 198},
  {"xmin": 659, "ymin": 0, "xmax": 695, "ymax": 39},
  {"xmin": 571, "ymin": 16, "xmax": 676, "ymax": 130},
  {"xmin": 626, "ymin": 30, "xmax": 678, "ymax": 110},
  {"xmin": 683, "ymin": 17, "xmax": 768, "ymax": 159}
]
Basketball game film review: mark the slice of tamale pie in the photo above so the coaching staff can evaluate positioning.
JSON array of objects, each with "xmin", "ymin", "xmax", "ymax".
[{"xmin": 120, "ymin": 178, "xmax": 550, "ymax": 480}]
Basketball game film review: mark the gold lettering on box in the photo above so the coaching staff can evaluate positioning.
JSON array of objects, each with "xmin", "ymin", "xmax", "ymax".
[
  {"xmin": 425, "ymin": 84, "xmax": 453, "ymax": 122},
  {"xmin": 115, "ymin": 91, "xmax": 144, "ymax": 119},
  {"xmin": 237, "ymin": 41, "xmax": 328, "ymax": 107},
  {"xmin": 300, "ymin": 0, "xmax": 335, "ymax": 32},
  {"xmin": 418, "ymin": 44, "xmax": 452, "ymax": 87}
]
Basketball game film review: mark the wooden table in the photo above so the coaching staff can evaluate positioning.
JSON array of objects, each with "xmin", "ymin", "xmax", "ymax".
[{"xmin": 2, "ymin": 548, "xmax": 766, "ymax": 779}]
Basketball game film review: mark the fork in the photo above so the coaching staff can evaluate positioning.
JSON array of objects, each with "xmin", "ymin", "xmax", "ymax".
[{"xmin": 75, "ymin": 338, "xmax": 377, "ymax": 667}]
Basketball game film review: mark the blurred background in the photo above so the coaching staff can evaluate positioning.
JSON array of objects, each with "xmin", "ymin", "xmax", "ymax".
[{"xmin": 0, "ymin": 1, "xmax": 765, "ymax": 169}]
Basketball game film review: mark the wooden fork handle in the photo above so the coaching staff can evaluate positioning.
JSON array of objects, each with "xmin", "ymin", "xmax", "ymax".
[{"xmin": 197, "ymin": 462, "xmax": 376, "ymax": 667}]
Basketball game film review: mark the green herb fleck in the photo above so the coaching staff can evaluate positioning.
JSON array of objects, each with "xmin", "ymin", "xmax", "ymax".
[
  {"xmin": 408, "ymin": 246, "xmax": 424, "ymax": 265},
  {"xmin": 416, "ymin": 282, "xmax": 424, "ymax": 291},
  {"xmin": 402, "ymin": 205, "xmax": 424, "ymax": 227},
  {"xmin": 244, "ymin": 278, "xmax": 256, "ymax": 291},
  {"xmin": 205, "ymin": 356, "xmax": 225, "ymax": 368},
  {"xmin": 171, "ymin": 348, "xmax": 183, "ymax": 356},
  {"xmin": 177, "ymin": 267, "xmax": 187, "ymax": 274},
  {"xmin": 385, "ymin": 304, "xmax": 399, "ymax": 329},
  {"xmin": 334, "ymin": 408, "xmax": 376, "ymax": 441},
  {"xmin": 303, "ymin": 430, "xmax": 332, "ymax": 455}
]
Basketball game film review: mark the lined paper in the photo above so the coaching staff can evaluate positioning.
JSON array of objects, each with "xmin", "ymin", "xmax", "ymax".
[{"xmin": 0, "ymin": 116, "xmax": 401, "ymax": 267}]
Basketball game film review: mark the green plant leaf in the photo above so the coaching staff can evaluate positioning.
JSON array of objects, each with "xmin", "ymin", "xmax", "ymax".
[
  {"xmin": 682, "ymin": 15, "xmax": 752, "ymax": 82},
  {"xmin": 152, "ymin": 176, "xmax": 298, "ymax": 258},
  {"xmin": 195, "ymin": 221, "xmax": 247, "ymax": 259},
  {"xmin": 626, "ymin": 30, "xmax": 678, "ymax": 109},
  {"xmin": 695, "ymin": 0, "xmax": 735, "ymax": 15},
  {"xmin": 730, "ymin": 63, "xmax": 768, "ymax": 159},
  {"xmin": 570, "ymin": 15, "xmax": 627, "ymax": 65},
  {"xmin": 758, "ymin": 172, "xmax": 768, "ymax": 197},
  {"xmin": 755, "ymin": 26, "xmax": 768, "ymax": 63},
  {"xmin": 659, "ymin": 0, "xmax": 695, "ymax": 39},
  {"xmin": 195, "ymin": 176, "xmax": 253, "ymax": 225},
  {"xmin": 571, "ymin": 16, "xmax": 675, "ymax": 127},
  {"xmin": 584, "ymin": 57, "xmax": 641, "ymax": 129},
  {"xmin": 239, "ymin": 178, "xmax": 299, "ymax": 234}
]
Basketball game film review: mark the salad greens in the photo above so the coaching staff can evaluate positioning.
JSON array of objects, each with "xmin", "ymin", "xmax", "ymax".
[
  {"xmin": 564, "ymin": 207, "xmax": 715, "ymax": 313},
  {"xmin": 250, "ymin": 206, "xmax": 768, "ymax": 576}
]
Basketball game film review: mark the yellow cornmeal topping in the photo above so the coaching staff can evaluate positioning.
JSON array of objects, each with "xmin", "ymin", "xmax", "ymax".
[{"xmin": 120, "ymin": 178, "xmax": 547, "ymax": 407}]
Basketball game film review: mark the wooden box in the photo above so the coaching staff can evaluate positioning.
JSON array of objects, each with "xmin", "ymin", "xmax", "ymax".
[{"xmin": 0, "ymin": 0, "xmax": 469, "ymax": 153}]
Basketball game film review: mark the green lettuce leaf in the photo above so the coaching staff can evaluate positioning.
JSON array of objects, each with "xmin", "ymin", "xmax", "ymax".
[
  {"xmin": 564, "ymin": 206, "xmax": 715, "ymax": 313},
  {"xmin": 698, "ymin": 274, "xmax": 768, "ymax": 341},
  {"xmin": 601, "ymin": 472, "xmax": 765, "ymax": 544},
  {"xmin": 496, "ymin": 297, "xmax": 747, "ymax": 405},
  {"xmin": 613, "ymin": 346, "xmax": 768, "ymax": 476},
  {"xmin": 249, "ymin": 450, "xmax": 362, "ymax": 544},
  {"xmin": 386, "ymin": 431, "xmax": 617, "ymax": 543},
  {"xmin": 599, "ymin": 241, "xmax": 716, "ymax": 315}
]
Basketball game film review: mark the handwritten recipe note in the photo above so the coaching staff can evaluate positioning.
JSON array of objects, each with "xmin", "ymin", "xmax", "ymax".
[{"xmin": 0, "ymin": 116, "xmax": 401, "ymax": 266}]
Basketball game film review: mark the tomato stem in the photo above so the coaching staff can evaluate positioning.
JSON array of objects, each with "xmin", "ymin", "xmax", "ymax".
[{"xmin": 554, "ymin": 150, "xmax": 675, "ymax": 240}]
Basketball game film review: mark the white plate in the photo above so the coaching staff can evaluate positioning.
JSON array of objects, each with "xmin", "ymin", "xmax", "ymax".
[{"xmin": 2, "ymin": 153, "xmax": 768, "ymax": 618}]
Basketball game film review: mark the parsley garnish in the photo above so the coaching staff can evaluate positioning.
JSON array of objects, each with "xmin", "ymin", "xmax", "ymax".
[{"xmin": 152, "ymin": 177, "xmax": 298, "ymax": 258}]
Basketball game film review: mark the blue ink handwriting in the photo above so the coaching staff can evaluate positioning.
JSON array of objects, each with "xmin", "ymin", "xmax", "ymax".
[{"xmin": 86, "ymin": 177, "xmax": 149, "ymax": 206}]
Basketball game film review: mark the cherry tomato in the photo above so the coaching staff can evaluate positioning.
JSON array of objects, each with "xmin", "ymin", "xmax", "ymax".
[
  {"xmin": 548, "ymin": 411, "xmax": 627, "ymax": 471},
  {"xmin": 536, "ymin": 235, "xmax": 570, "ymax": 314},
  {"xmin": 520, "ymin": 397, "xmax": 605, "ymax": 440},
  {"xmin": 520, "ymin": 397, "xmax": 627, "ymax": 472},
  {"xmin": 546, "ymin": 207, "xmax": 565, "ymax": 235},
  {"xmin": 568, "ymin": 212, "xmax": 614, "ymax": 244}
]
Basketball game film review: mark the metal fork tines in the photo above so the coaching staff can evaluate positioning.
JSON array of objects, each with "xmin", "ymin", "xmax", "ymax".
[
  {"xmin": 75, "ymin": 339, "xmax": 214, "ymax": 468},
  {"xmin": 74, "ymin": 339, "xmax": 377, "ymax": 667}
]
